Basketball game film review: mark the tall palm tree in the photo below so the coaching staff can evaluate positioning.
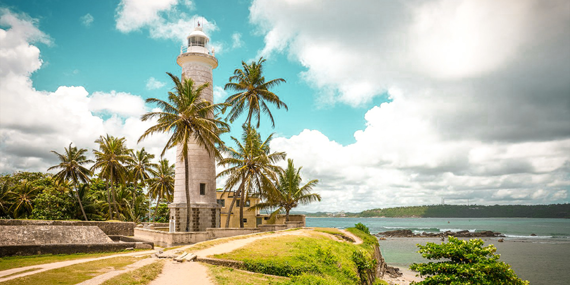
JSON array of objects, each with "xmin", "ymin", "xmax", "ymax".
[
  {"xmin": 147, "ymin": 158, "xmax": 175, "ymax": 222},
  {"xmin": 48, "ymin": 143, "xmax": 93, "ymax": 221},
  {"xmin": 126, "ymin": 147, "xmax": 157, "ymax": 211},
  {"xmin": 224, "ymin": 57, "xmax": 287, "ymax": 128},
  {"xmin": 91, "ymin": 135, "xmax": 131, "ymax": 220},
  {"xmin": 251, "ymin": 159, "xmax": 321, "ymax": 222},
  {"xmin": 139, "ymin": 72, "xmax": 228, "ymax": 231},
  {"xmin": 217, "ymin": 125, "xmax": 286, "ymax": 228}
]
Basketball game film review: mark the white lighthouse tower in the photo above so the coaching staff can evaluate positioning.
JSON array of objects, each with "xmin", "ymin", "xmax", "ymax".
[{"xmin": 170, "ymin": 24, "xmax": 220, "ymax": 232}]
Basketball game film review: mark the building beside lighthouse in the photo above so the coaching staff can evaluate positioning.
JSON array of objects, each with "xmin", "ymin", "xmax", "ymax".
[{"xmin": 169, "ymin": 24, "xmax": 220, "ymax": 232}]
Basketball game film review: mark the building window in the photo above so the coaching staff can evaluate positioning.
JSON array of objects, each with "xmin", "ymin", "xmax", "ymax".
[
  {"xmin": 200, "ymin": 183, "xmax": 206, "ymax": 195},
  {"xmin": 245, "ymin": 200, "xmax": 250, "ymax": 207},
  {"xmin": 217, "ymin": 199, "xmax": 225, "ymax": 207},
  {"xmin": 242, "ymin": 218, "xmax": 247, "ymax": 223},
  {"xmin": 264, "ymin": 217, "xmax": 269, "ymax": 220}
]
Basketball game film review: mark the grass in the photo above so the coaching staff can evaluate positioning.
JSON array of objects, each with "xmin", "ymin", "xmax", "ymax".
[
  {"xmin": 0, "ymin": 250, "xmax": 150, "ymax": 271},
  {"xmin": 213, "ymin": 230, "xmax": 362, "ymax": 284},
  {"xmin": 101, "ymin": 260, "xmax": 165, "ymax": 285},
  {"xmin": 1, "ymin": 256, "xmax": 143, "ymax": 285},
  {"xmin": 0, "ymin": 268, "xmax": 41, "ymax": 279},
  {"xmin": 206, "ymin": 264, "xmax": 290, "ymax": 285}
]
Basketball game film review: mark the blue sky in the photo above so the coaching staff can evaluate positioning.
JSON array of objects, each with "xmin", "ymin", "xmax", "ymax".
[{"xmin": 1, "ymin": 0, "xmax": 569, "ymax": 212}]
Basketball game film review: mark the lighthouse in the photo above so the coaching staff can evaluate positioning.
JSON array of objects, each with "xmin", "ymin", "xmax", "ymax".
[{"xmin": 169, "ymin": 24, "xmax": 220, "ymax": 232}]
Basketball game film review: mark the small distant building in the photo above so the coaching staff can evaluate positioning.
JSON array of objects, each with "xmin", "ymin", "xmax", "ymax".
[{"xmin": 216, "ymin": 190, "xmax": 305, "ymax": 228}]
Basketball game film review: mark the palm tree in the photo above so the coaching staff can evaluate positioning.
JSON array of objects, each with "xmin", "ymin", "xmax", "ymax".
[
  {"xmin": 8, "ymin": 181, "xmax": 39, "ymax": 219},
  {"xmin": 139, "ymin": 72, "xmax": 228, "ymax": 231},
  {"xmin": 126, "ymin": 148, "xmax": 157, "ymax": 212},
  {"xmin": 217, "ymin": 125, "xmax": 285, "ymax": 228},
  {"xmin": 48, "ymin": 143, "xmax": 93, "ymax": 221},
  {"xmin": 224, "ymin": 57, "xmax": 287, "ymax": 128},
  {"xmin": 0, "ymin": 179, "xmax": 12, "ymax": 218},
  {"xmin": 251, "ymin": 159, "xmax": 321, "ymax": 222},
  {"xmin": 147, "ymin": 158, "xmax": 175, "ymax": 222},
  {"xmin": 91, "ymin": 135, "xmax": 131, "ymax": 220}
]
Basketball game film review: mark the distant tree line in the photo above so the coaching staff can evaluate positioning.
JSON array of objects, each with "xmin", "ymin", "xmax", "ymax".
[{"xmin": 359, "ymin": 204, "xmax": 570, "ymax": 218}]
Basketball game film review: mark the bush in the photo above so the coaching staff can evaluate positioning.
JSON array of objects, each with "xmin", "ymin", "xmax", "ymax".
[
  {"xmin": 410, "ymin": 237, "xmax": 529, "ymax": 285},
  {"xmin": 354, "ymin": 223, "xmax": 370, "ymax": 235}
]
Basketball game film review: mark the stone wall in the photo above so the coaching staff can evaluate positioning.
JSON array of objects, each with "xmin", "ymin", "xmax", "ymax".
[
  {"xmin": 0, "ymin": 220, "xmax": 135, "ymax": 236},
  {"xmin": 135, "ymin": 227, "xmax": 261, "ymax": 247},
  {"xmin": 0, "ymin": 225, "xmax": 111, "ymax": 246},
  {"xmin": 0, "ymin": 242, "xmax": 152, "ymax": 257}
]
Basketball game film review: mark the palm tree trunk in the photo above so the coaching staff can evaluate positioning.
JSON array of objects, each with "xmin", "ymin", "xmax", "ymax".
[
  {"xmin": 105, "ymin": 180, "xmax": 112, "ymax": 219},
  {"xmin": 75, "ymin": 184, "xmax": 88, "ymax": 221},
  {"xmin": 133, "ymin": 181, "xmax": 137, "ymax": 211},
  {"xmin": 184, "ymin": 155, "xmax": 191, "ymax": 232},
  {"xmin": 110, "ymin": 172, "xmax": 119, "ymax": 220},
  {"xmin": 285, "ymin": 208, "xmax": 290, "ymax": 222},
  {"xmin": 239, "ymin": 185, "xmax": 245, "ymax": 228},
  {"xmin": 225, "ymin": 176, "xmax": 246, "ymax": 228}
]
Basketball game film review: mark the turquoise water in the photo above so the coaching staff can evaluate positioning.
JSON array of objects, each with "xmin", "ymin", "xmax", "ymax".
[{"xmin": 307, "ymin": 217, "xmax": 570, "ymax": 285}]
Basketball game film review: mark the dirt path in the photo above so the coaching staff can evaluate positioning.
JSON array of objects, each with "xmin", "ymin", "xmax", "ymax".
[
  {"xmin": 339, "ymin": 229, "xmax": 363, "ymax": 244},
  {"xmin": 77, "ymin": 257, "xmax": 157, "ymax": 285},
  {"xmin": 0, "ymin": 250, "xmax": 154, "ymax": 282},
  {"xmin": 150, "ymin": 230, "xmax": 308, "ymax": 285}
]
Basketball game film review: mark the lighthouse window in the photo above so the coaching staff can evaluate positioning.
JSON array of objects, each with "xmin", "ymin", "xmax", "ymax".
[
  {"xmin": 189, "ymin": 37, "xmax": 205, "ymax": 47},
  {"xmin": 200, "ymin": 183, "xmax": 206, "ymax": 195}
]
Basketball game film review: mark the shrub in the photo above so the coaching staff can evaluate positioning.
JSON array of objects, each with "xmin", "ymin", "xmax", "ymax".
[
  {"xmin": 410, "ymin": 237, "xmax": 529, "ymax": 285},
  {"xmin": 354, "ymin": 223, "xmax": 370, "ymax": 235}
]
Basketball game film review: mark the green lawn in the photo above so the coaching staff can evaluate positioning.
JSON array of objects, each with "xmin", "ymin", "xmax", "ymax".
[
  {"xmin": 1, "ymin": 256, "xmax": 144, "ymax": 285},
  {"xmin": 101, "ymin": 259, "xmax": 164, "ymax": 285},
  {"xmin": 0, "ymin": 250, "xmax": 150, "ymax": 271}
]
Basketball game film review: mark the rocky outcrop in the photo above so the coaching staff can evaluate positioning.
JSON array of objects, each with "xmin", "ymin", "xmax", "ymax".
[{"xmin": 376, "ymin": 229, "xmax": 505, "ymax": 238}]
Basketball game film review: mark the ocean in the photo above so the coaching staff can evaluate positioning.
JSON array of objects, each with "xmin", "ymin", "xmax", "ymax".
[{"xmin": 306, "ymin": 217, "xmax": 570, "ymax": 285}]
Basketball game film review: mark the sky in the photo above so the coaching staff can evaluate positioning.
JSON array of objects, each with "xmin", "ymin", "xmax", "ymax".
[{"xmin": 0, "ymin": 0, "xmax": 569, "ymax": 212}]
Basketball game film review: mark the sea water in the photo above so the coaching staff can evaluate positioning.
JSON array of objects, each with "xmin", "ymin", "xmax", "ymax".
[{"xmin": 307, "ymin": 217, "xmax": 570, "ymax": 285}]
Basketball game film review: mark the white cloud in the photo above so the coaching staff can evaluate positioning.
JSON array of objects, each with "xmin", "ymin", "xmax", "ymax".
[
  {"xmin": 146, "ymin": 77, "xmax": 166, "ymax": 90},
  {"xmin": 115, "ymin": 0, "xmax": 217, "ymax": 43},
  {"xmin": 252, "ymin": 0, "xmax": 570, "ymax": 211},
  {"xmin": 213, "ymin": 86, "xmax": 227, "ymax": 102},
  {"xmin": 80, "ymin": 13, "xmax": 94, "ymax": 27},
  {"xmin": 0, "ymin": 9, "xmax": 174, "ymax": 173},
  {"xmin": 231, "ymin": 32, "xmax": 243, "ymax": 49},
  {"xmin": 89, "ymin": 90, "xmax": 147, "ymax": 117}
]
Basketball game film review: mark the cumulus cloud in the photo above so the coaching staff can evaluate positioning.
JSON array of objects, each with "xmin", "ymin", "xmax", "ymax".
[
  {"xmin": 252, "ymin": 0, "xmax": 570, "ymax": 211},
  {"xmin": 80, "ymin": 13, "xmax": 94, "ymax": 27},
  {"xmin": 115, "ymin": 0, "xmax": 216, "ymax": 43},
  {"xmin": 146, "ymin": 77, "xmax": 166, "ymax": 90},
  {"xmin": 0, "ymin": 9, "xmax": 174, "ymax": 173}
]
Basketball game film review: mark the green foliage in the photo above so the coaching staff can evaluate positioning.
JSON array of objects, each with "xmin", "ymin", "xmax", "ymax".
[
  {"xmin": 410, "ymin": 237, "xmax": 529, "ymax": 285},
  {"xmin": 31, "ymin": 187, "xmax": 75, "ymax": 220},
  {"xmin": 360, "ymin": 204, "xmax": 570, "ymax": 218},
  {"xmin": 352, "ymin": 249, "xmax": 376, "ymax": 285},
  {"xmin": 288, "ymin": 273, "xmax": 343, "ymax": 285},
  {"xmin": 354, "ymin": 223, "xmax": 370, "ymax": 234},
  {"xmin": 151, "ymin": 203, "xmax": 170, "ymax": 223}
]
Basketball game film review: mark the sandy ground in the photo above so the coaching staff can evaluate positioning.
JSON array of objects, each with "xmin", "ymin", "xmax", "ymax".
[
  {"xmin": 339, "ymin": 229, "xmax": 363, "ymax": 244},
  {"xmin": 382, "ymin": 266, "xmax": 424, "ymax": 285}
]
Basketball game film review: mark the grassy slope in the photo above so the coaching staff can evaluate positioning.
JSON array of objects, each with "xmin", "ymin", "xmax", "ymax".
[{"xmin": 212, "ymin": 229, "xmax": 379, "ymax": 285}]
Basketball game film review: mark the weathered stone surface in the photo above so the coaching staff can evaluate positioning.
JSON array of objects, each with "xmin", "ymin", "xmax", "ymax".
[
  {"xmin": 0, "ymin": 225, "xmax": 112, "ymax": 246},
  {"xmin": 0, "ymin": 220, "xmax": 135, "ymax": 236}
]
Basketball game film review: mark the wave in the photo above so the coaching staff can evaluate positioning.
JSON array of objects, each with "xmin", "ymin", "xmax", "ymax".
[{"xmin": 505, "ymin": 234, "xmax": 553, "ymax": 239}]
